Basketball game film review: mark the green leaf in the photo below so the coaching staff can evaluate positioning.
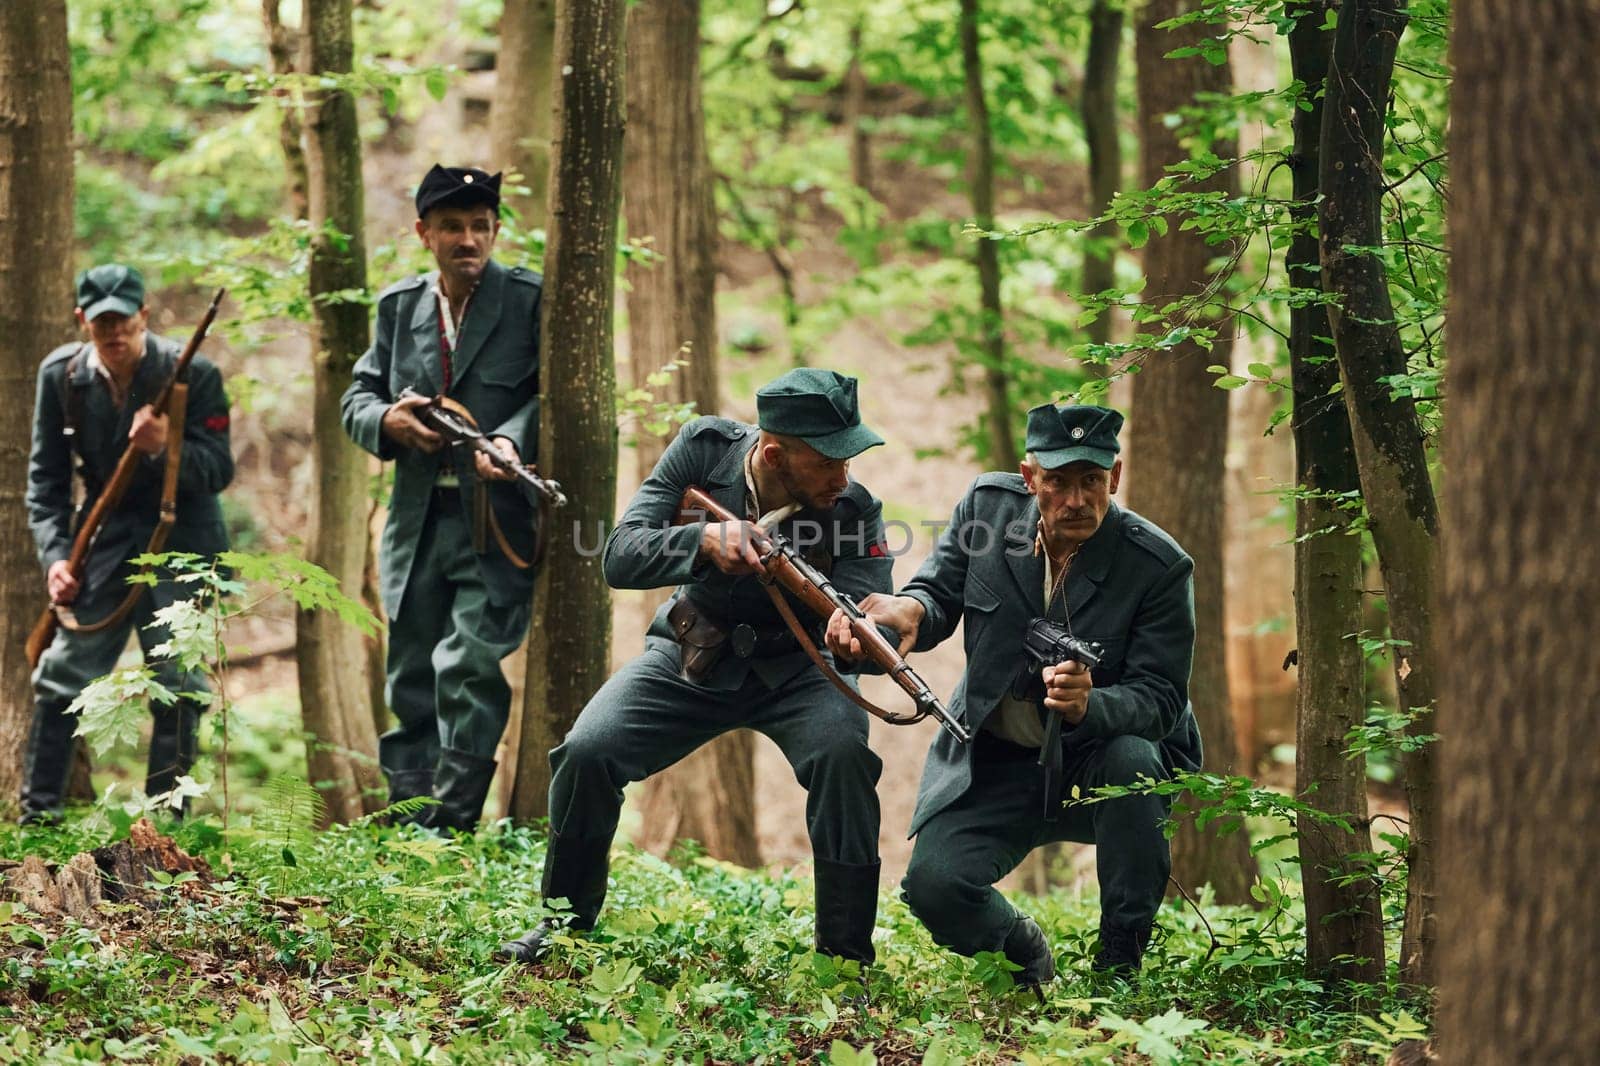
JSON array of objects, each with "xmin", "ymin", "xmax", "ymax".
[
  {"xmin": 1247, "ymin": 362, "xmax": 1274, "ymax": 378},
  {"xmin": 1125, "ymin": 219, "xmax": 1150, "ymax": 249},
  {"xmin": 424, "ymin": 68, "xmax": 449, "ymax": 101},
  {"xmin": 829, "ymin": 1041, "xmax": 877, "ymax": 1066},
  {"xmin": 1215, "ymin": 375, "xmax": 1249, "ymax": 390}
]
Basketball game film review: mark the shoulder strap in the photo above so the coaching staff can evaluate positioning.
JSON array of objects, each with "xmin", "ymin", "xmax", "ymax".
[{"xmin": 59, "ymin": 343, "xmax": 89, "ymax": 441}]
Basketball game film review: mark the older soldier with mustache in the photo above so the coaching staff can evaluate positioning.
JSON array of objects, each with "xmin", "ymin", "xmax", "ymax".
[
  {"xmin": 827, "ymin": 403, "xmax": 1202, "ymax": 990},
  {"xmin": 343, "ymin": 164, "xmax": 545, "ymax": 832}
]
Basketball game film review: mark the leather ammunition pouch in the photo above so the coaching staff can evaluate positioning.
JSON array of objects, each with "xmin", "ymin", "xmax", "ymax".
[{"xmin": 667, "ymin": 597, "xmax": 729, "ymax": 684}]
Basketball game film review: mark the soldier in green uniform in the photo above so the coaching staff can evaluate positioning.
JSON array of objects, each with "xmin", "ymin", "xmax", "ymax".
[
  {"xmin": 827, "ymin": 403, "xmax": 1202, "ymax": 984},
  {"xmin": 21, "ymin": 264, "xmax": 234, "ymax": 825},
  {"xmin": 342, "ymin": 164, "xmax": 543, "ymax": 832},
  {"xmin": 497, "ymin": 368, "xmax": 890, "ymax": 967}
]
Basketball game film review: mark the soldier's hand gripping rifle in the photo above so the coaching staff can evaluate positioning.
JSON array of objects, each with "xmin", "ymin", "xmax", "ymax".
[
  {"xmin": 396, "ymin": 386, "xmax": 568, "ymax": 508},
  {"xmin": 25, "ymin": 288, "xmax": 227, "ymax": 669},
  {"xmin": 678, "ymin": 486, "xmax": 971, "ymax": 745},
  {"xmin": 1018, "ymin": 617, "xmax": 1103, "ymax": 767}
]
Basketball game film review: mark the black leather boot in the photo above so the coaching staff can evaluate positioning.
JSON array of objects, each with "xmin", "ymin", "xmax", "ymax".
[
  {"xmin": 495, "ymin": 830, "xmax": 612, "ymax": 963},
  {"xmin": 19, "ymin": 699, "xmax": 78, "ymax": 826},
  {"xmin": 1002, "ymin": 913, "xmax": 1056, "ymax": 991},
  {"xmin": 145, "ymin": 704, "xmax": 200, "ymax": 816},
  {"xmin": 1092, "ymin": 920, "xmax": 1151, "ymax": 974},
  {"xmin": 814, "ymin": 858, "xmax": 881, "ymax": 966},
  {"xmin": 425, "ymin": 747, "xmax": 497, "ymax": 834}
]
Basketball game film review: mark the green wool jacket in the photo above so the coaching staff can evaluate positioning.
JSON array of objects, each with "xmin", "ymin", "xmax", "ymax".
[
  {"xmin": 602, "ymin": 416, "xmax": 893, "ymax": 692},
  {"xmin": 901, "ymin": 473, "xmax": 1203, "ymax": 835},
  {"xmin": 341, "ymin": 258, "xmax": 543, "ymax": 617},
  {"xmin": 28, "ymin": 333, "xmax": 233, "ymax": 601}
]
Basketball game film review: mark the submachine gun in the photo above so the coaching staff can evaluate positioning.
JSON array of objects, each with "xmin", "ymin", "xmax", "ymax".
[
  {"xmin": 397, "ymin": 387, "xmax": 568, "ymax": 508},
  {"xmin": 1019, "ymin": 617, "xmax": 1103, "ymax": 766}
]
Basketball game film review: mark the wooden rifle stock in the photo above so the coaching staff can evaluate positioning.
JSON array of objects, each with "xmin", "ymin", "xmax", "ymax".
[
  {"xmin": 677, "ymin": 486, "xmax": 970, "ymax": 743},
  {"xmin": 25, "ymin": 288, "xmax": 227, "ymax": 668}
]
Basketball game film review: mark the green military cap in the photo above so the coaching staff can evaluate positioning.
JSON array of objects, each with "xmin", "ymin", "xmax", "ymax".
[
  {"xmin": 1025, "ymin": 402, "xmax": 1124, "ymax": 469},
  {"xmin": 76, "ymin": 264, "xmax": 146, "ymax": 321},
  {"xmin": 756, "ymin": 368, "xmax": 885, "ymax": 459}
]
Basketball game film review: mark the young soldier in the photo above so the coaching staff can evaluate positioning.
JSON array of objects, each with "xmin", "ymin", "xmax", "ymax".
[
  {"xmin": 21, "ymin": 265, "xmax": 234, "ymax": 825},
  {"xmin": 498, "ymin": 368, "xmax": 890, "ymax": 967},
  {"xmin": 828, "ymin": 403, "xmax": 1202, "ymax": 984},
  {"xmin": 341, "ymin": 164, "xmax": 544, "ymax": 831}
]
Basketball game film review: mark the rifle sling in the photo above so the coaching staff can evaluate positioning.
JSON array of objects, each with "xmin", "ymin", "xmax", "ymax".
[
  {"xmin": 56, "ymin": 384, "xmax": 189, "ymax": 637},
  {"xmin": 758, "ymin": 579, "xmax": 925, "ymax": 727},
  {"xmin": 485, "ymin": 491, "xmax": 545, "ymax": 570}
]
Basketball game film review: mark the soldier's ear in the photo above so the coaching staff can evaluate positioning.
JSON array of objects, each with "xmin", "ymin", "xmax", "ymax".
[{"xmin": 1108, "ymin": 459, "xmax": 1123, "ymax": 494}]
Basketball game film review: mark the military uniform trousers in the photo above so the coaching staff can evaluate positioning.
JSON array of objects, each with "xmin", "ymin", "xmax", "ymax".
[
  {"xmin": 382, "ymin": 491, "xmax": 531, "ymax": 804},
  {"xmin": 545, "ymin": 641, "xmax": 884, "ymax": 924},
  {"xmin": 901, "ymin": 731, "xmax": 1171, "ymax": 957},
  {"xmin": 22, "ymin": 573, "xmax": 209, "ymax": 821}
]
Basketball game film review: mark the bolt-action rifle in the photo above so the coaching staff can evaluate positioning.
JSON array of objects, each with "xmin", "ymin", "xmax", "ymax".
[{"xmin": 678, "ymin": 486, "xmax": 971, "ymax": 744}]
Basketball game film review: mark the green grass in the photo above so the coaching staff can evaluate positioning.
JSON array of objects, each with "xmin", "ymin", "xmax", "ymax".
[{"xmin": 0, "ymin": 809, "xmax": 1429, "ymax": 1064}]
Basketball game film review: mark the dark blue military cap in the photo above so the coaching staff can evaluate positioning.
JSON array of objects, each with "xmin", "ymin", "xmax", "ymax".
[
  {"xmin": 415, "ymin": 164, "xmax": 502, "ymax": 218},
  {"xmin": 1025, "ymin": 403, "xmax": 1123, "ymax": 469},
  {"xmin": 756, "ymin": 368, "xmax": 885, "ymax": 459},
  {"xmin": 76, "ymin": 264, "xmax": 146, "ymax": 321}
]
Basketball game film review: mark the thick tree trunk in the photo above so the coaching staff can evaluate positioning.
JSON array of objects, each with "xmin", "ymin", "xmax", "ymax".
[
  {"xmin": 510, "ymin": 0, "xmax": 625, "ymax": 823},
  {"xmin": 1130, "ymin": 0, "xmax": 1258, "ymax": 905},
  {"xmin": 621, "ymin": 0, "xmax": 757, "ymax": 867},
  {"xmin": 1317, "ymin": 0, "xmax": 1436, "ymax": 987},
  {"xmin": 492, "ymin": 0, "xmax": 556, "ymax": 231},
  {"xmin": 1078, "ymin": 0, "xmax": 1123, "ymax": 360},
  {"xmin": 299, "ymin": 0, "xmax": 384, "ymax": 823},
  {"xmin": 959, "ymin": 0, "xmax": 1019, "ymax": 471},
  {"xmin": 1286, "ymin": 0, "xmax": 1384, "ymax": 985},
  {"xmin": 0, "ymin": 0, "xmax": 74, "ymax": 808},
  {"xmin": 1440, "ymin": 4, "xmax": 1600, "ymax": 1056}
]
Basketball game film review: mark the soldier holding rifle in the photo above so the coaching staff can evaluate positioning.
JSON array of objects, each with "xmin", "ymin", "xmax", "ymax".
[
  {"xmin": 498, "ymin": 368, "xmax": 894, "ymax": 968},
  {"xmin": 342, "ymin": 164, "xmax": 546, "ymax": 832},
  {"xmin": 20, "ymin": 266, "xmax": 233, "ymax": 825},
  {"xmin": 827, "ymin": 403, "xmax": 1203, "ymax": 987}
]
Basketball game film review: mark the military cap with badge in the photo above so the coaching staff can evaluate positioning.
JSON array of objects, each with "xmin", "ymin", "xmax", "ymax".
[
  {"xmin": 1024, "ymin": 402, "xmax": 1124, "ymax": 470},
  {"xmin": 415, "ymin": 164, "xmax": 503, "ymax": 218}
]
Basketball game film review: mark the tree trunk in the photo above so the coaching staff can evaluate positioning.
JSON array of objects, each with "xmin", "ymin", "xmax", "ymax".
[
  {"xmin": 298, "ymin": 0, "xmax": 384, "ymax": 823},
  {"xmin": 1440, "ymin": 3, "xmax": 1600, "ymax": 1056},
  {"xmin": 1078, "ymin": 0, "xmax": 1123, "ymax": 361},
  {"xmin": 1317, "ymin": 0, "xmax": 1436, "ymax": 987},
  {"xmin": 958, "ymin": 0, "xmax": 1019, "ymax": 471},
  {"xmin": 1130, "ymin": 0, "xmax": 1258, "ymax": 906},
  {"xmin": 492, "ymin": 0, "xmax": 556, "ymax": 231},
  {"xmin": 1286, "ymin": 0, "xmax": 1384, "ymax": 985},
  {"xmin": 262, "ymin": 0, "xmax": 308, "ymax": 222},
  {"xmin": 0, "ymin": 0, "xmax": 74, "ymax": 808},
  {"xmin": 510, "ymin": 0, "xmax": 625, "ymax": 823},
  {"xmin": 844, "ymin": 20, "xmax": 872, "ymax": 195},
  {"xmin": 620, "ymin": 0, "xmax": 757, "ymax": 867},
  {"xmin": 488, "ymin": 0, "xmax": 556, "ymax": 821}
]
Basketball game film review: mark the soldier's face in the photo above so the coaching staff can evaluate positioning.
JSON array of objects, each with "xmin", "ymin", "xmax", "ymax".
[
  {"xmin": 417, "ymin": 206, "xmax": 500, "ymax": 288},
  {"xmin": 76, "ymin": 307, "xmax": 148, "ymax": 374},
  {"xmin": 769, "ymin": 439, "xmax": 851, "ymax": 511},
  {"xmin": 1023, "ymin": 458, "xmax": 1121, "ymax": 548}
]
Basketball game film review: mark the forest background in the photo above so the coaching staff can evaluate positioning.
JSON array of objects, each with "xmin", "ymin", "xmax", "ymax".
[{"xmin": 0, "ymin": 0, "xmax": 1593, "ymax": 1063}]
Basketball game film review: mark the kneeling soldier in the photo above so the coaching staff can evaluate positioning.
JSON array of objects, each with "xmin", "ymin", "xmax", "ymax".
[
  {"xmin": 498, "ymin": 369, "xmax": 891, "ymax": 967},
  {"xmin": 828, "ymin": 403, "xmax": 1202, "ymax": 986}
]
